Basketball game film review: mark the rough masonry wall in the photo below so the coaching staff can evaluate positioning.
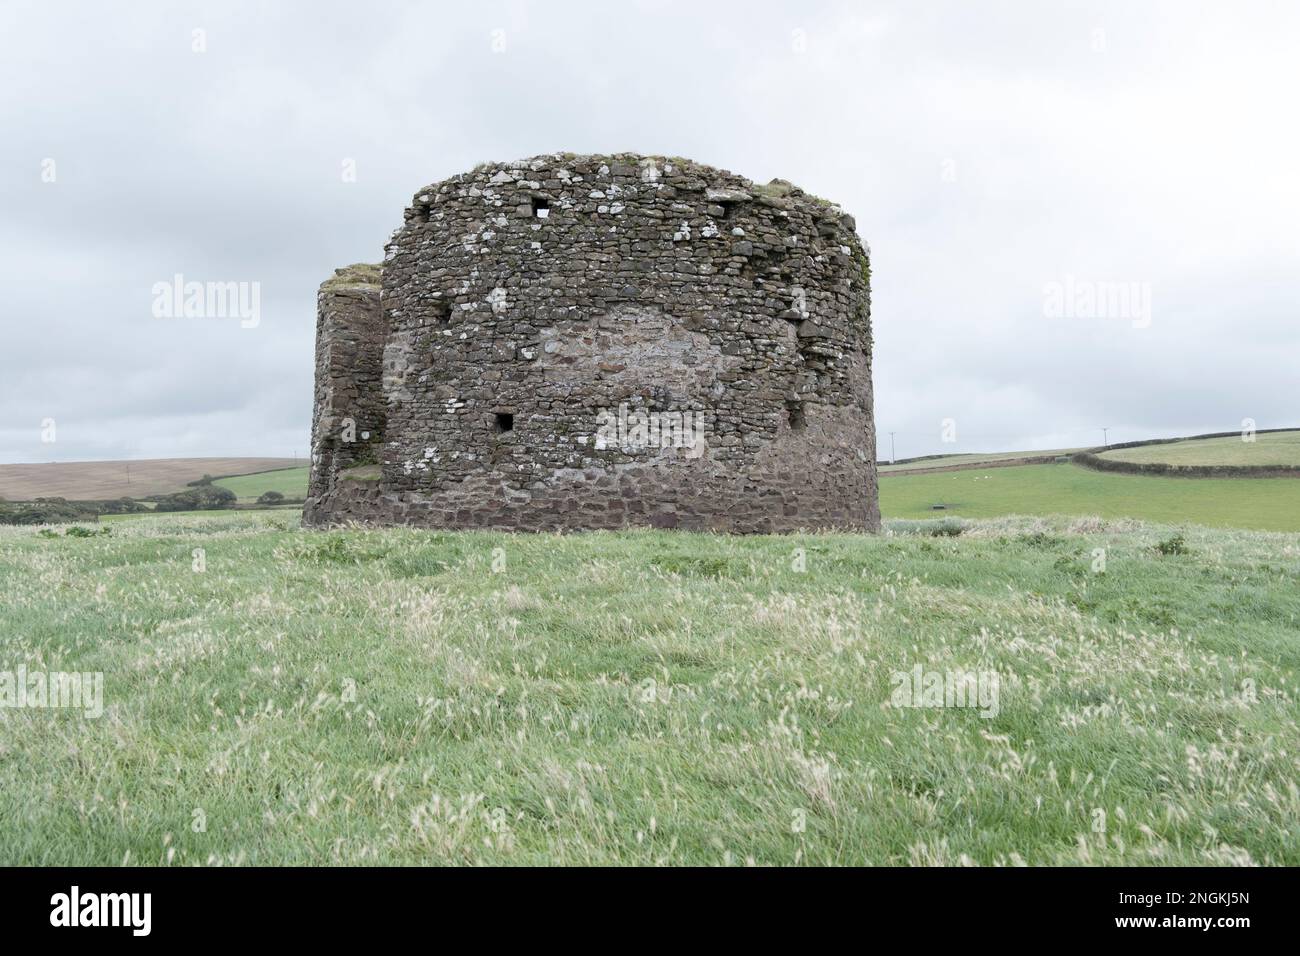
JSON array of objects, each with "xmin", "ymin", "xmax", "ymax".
[
  {"xmin": 303, "ymin": 264, "xmax": 386, "ymax": 516},
  {"xmin": 305, "ymin": 153, "xmax": 878, "ymax": 533}
]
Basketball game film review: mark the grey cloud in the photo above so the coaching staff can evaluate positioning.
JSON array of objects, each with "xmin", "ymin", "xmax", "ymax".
[{"xmin": 2, "ymin": 0, "xmax": 1296, "ymax": 464}]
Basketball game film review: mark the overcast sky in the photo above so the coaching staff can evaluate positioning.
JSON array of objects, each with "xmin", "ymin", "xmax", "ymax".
[{"xmin": 2, "ymin": 0, "xmax": 1297, "ymax": 464}]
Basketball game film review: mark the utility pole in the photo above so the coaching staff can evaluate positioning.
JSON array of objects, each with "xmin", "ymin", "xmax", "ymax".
[
  {"xmin": 1101, "ymin": 427, "xmax": 1109, "ymax": 448},
  {"xmin": 889, "ymin": 431, "xmax": 896, "ymax": 464}
]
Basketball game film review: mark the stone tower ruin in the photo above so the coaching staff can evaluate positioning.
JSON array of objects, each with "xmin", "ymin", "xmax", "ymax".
[{"xmin": 304, "ymin": 153, "xmax": 878, "ymax": 532}]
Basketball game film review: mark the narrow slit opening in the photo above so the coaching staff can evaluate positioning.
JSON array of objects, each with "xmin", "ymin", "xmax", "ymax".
[{"xmin": 786, "ymin": 403, "xmax": 806, "ymax": 433}]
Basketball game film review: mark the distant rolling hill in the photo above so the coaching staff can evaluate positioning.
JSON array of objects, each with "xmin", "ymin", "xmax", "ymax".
[
  {"xmin": 878, "ymin": 429, "xmax": 1300, "ymax": 532},
  {"xmin": 881, "ymin": 429, "xmax": 1300, "ymax": 474},
  {"xmin": 1097, "ymin": 430, "xmax": 1300, "ymax": 467},
  {"xmin": 0, "ymin": 457, "xmax": 300, "ymax": 501},
  {"xmin": 879, "ymin": 448, "xmax": 1082, "ymax": 474}
]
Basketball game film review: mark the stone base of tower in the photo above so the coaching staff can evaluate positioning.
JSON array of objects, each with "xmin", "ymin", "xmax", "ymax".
[{"xmin": 302, "ymin": 436, "xmax": 880, "ymax": 535}]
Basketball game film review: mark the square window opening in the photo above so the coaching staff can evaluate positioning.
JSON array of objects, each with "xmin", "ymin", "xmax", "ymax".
[
  {"xmin": 494, "ymin": 412, "xmax": 515, "ymax": 434},
  {"xmin": 431, "ymin": 299, "xmax": 451, "ymax": 326}
]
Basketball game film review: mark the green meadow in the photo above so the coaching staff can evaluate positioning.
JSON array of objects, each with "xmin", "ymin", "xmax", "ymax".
[
  {"xmin": 1, "ymin": 511, "xmax": 1296, "ymax": 865},
  {"xmin": 214, "ymin": 466, "xmax": 310, "ymax": 502},
  {"xmin": 880, "ymin": 462, "xmax": 1300, "ymax": 532}
]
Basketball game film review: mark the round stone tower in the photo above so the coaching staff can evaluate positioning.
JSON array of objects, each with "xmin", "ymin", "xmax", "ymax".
[{"xmin": 304, "ymin": 152, "xmax": 878, "ymax": 533}]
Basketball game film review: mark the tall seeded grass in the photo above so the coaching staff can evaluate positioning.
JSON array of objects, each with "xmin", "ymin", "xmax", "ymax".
[{"xmin": 0, "ymin": 512, "xmax": 1296, "ymax": 865}]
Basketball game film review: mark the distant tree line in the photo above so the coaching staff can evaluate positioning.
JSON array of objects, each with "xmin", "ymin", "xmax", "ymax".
[
  {"xmin": 0, "ymin": 497, "xmax": 146, "ymax": 525},
  {"xmin": 1, "ymin": 477, "xmax": 300, "ymax": 525}
]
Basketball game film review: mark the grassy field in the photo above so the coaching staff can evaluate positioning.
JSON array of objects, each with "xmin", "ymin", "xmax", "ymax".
[
  {"xmin": 1099, "ymin": 430, "xmax": 1300, "ymax": 467},
  {"xmin": 881, "ymin": 462, "xmax": 1300, "ymax": 532},
  {"xmin": 214, "ymin": 466, "xmax": 310, "ymax": 502},
  {"xmin": 0, "ymin": 458, "xmax": 299, "ymax": 501},
  {"xmin": 0, "ymin": 510, "xmax": 1296, "ymax": 865},
  {"xmin": 879, "ymin": 448, "xmax": 1080, "ymax": 474}
]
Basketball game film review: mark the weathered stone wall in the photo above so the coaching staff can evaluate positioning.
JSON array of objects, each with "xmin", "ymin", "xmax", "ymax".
[
  {"xmin": 304, "ymin": 153, "xmax": 878, "ymax": 533},
  {"xmin": 303, "ymin": 264, "xmax": 385, "ymax": 520}
]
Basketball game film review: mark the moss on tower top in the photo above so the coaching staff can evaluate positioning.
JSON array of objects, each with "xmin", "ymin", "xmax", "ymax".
[{"xmin": 321, "ymin": 263, "xmax": 381, "ymax": 290}]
